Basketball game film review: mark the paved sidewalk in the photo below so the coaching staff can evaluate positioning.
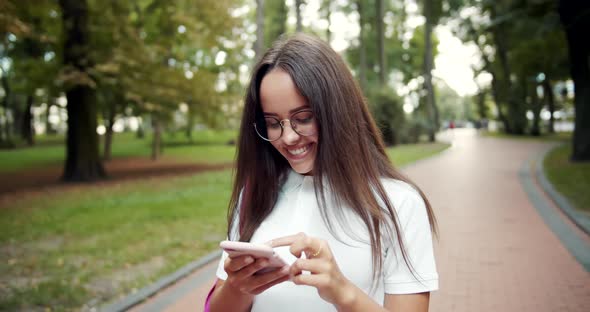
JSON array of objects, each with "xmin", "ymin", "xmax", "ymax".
[{"xmin": 133, "ymin": 129, "xmax": 590, "ymax": 311}]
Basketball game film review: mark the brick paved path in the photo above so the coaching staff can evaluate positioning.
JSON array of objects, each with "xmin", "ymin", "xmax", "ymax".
[{"xmin": 133, "ymin": 129, "xmax": 590, "ymax": 312}]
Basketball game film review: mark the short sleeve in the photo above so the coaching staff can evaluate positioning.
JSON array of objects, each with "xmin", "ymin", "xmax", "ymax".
[
  {"xmin": 382, "ymin": 184, "xmax": 438, "ymax": 294},
  {"xmin": 215, "ymin": 191, "xmax": 243, "ymax": 280}
]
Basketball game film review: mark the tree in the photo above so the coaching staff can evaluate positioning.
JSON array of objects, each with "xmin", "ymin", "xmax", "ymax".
[
  {"xmin": 1, "ymin": 0, "xmax": 60, "ymax": 147},
  {"xmin": 255, "ymin": 0, "xmax": 265, "ymax": 57},
  {"xmin": 59, "ymin": 0, "xmax": 105, "ymax": 181},
  {"xmin": 321, "ymin": 0, "xmax": 332, "ymax": 43},
  {"xmin": 559, "ymin": 0, "xmax": 590, "ymax": 161},
  {"xmin": 422, "ymin": 0, "xmax": 442, "ymax": 141},
  {"xmin": 356, "ymin": 0, "xmax": 367, "ymax": 90},
  {"xmin": 295, "ymin": 0, "xmax": 304, "ymax": 32},
  {"xmin": 265, "ymin": 0, "xmax": 287, "ymax": 46},
  {"xmin": 376, "ymin": 0, "xmax": 385, "ymax": 85}
]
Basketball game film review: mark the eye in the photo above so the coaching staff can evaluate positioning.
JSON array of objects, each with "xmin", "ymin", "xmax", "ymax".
[
  {"xmin": 265, "ymin": 118, "xmax": 281, "ymax": 129},
  {"xmin": 293, "ymin": 111, "xmax": 313, "ymax": 124}
]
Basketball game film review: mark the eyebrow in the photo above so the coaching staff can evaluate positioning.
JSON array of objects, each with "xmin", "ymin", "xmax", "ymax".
[{"xmin": 263, "ymin": 105, "xmax": 311, "ymax": 116}]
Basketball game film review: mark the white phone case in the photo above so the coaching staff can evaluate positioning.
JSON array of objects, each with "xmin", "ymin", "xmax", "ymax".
[{"xmin": 219, "ymin": 240, "xmax": 288, "ymax": 272}]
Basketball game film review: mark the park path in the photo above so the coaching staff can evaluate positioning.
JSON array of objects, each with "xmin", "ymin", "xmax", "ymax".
[{"xmin": 131, "ymin": 129, "xmax": 590, "ymax": 312}]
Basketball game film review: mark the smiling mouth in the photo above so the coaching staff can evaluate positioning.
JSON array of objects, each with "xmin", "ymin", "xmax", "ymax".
[{"xmin": 287, "ymin": 143, "xmax": 311, "ymax": 157}]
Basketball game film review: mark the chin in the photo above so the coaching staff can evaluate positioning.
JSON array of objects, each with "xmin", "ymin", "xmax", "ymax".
[{"xmin": 291, "ymin": 163, "xmax": 314, "ymax": 175}]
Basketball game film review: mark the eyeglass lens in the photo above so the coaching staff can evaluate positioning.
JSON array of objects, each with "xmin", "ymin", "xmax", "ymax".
[{"xmin": 255, "ymin": 110, "xmax": 315, "ymax": 141}]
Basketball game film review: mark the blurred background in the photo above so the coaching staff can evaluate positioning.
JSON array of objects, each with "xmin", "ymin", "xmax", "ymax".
[{"xmin": 0, "ymin": 0, "xmax": 588, "ymax": 311}]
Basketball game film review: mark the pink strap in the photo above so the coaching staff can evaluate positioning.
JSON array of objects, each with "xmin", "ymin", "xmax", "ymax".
[{"xmin": 203, "ymin": 279, "xmax": 217, "ymax": 312}]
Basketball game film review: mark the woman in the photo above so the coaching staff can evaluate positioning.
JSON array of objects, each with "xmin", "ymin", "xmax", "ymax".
[{"xmin": 207, "ymin": 33, "xmax": 438, "ymax": 312}]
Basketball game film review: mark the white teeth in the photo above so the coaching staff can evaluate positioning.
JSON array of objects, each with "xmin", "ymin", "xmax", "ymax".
[{"xmin": 288, "ymin": 145, "xmax": 308, "ymax": 156}]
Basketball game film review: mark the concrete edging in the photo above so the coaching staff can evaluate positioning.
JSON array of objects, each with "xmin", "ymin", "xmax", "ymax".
[
  {"xmin": 519, "ymin": 146, "xmax": 590, "ymax": 272},
  {"xmin": 535, "ymin": 144, "xmax": 590, "ymax": 236},
  {"xmin": 100, "ymin": 250, "xmax": 222, "ymax": 312}
]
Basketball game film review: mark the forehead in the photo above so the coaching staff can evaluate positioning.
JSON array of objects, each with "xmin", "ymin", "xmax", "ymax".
[{"xmin": 259, "ymin": 68, "xmax": 308, "ymax": 115}]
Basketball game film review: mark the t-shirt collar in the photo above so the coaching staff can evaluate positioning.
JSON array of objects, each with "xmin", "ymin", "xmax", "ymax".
[{"xmin": 283, "ymin": 169, "xmax": 311, "ymax": 192}]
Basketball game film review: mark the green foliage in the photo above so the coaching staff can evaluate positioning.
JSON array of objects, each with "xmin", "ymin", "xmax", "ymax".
[
  {"xmin": 452, "ymin": 0, "xmax": 569, "ymax": 135},
  {"xmin": 368, "ymin": 87, "xmax": 405, "ymax": 146},
  {"xmin": 264, "ymin": 0, "xmax": 288, "ymax": 47},
  {"xmin": 437, "ymin": 83, "xmax": 475, "ymax": 122},
  {"xmin": 87, "ymin": 0, "xmax": 243, "ymax": 127}
]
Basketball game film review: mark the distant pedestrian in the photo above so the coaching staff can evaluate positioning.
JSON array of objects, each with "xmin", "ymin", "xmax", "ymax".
[{"xmin": 206, "ymin": 34, "xmax": 438, "ymax": 312}]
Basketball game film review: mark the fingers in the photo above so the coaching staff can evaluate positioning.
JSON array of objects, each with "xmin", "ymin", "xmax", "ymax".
[
  {"xmin": 224, "ymin": 255, "xmax": 254, "ymax": 272},
  {"xmin": 250, "ymin": 267, "xmax": 291, "ymax": 294},
  {"xmin": 225, "ymin": 259, "xmax": 290, "ymax": 295},
  {"xmin": 291, "ymin": 272, "xmax": 327, "ymax": 288},
  {"xmin": 289, "ymin": 258, "xmax": 329, "ymax": 275},
  {"xmin": 267, "ymin": 232, "xmax": 305, "ymax": 248},
  {"xmin": 236, "ymin": 258, "xmax": 271, "ymax": 278},
  {"xmin": 290, "ymin": 236, "xmax": 326, "ymax": 259},
  {"xmin": 269, "ymin": 232, "xmax": 326, "ymax": 259}
]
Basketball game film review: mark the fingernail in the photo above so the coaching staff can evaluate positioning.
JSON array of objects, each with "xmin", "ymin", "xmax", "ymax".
[{"xmin": 245, "ymin": 257, "xmax": 253, "ymax": 264}]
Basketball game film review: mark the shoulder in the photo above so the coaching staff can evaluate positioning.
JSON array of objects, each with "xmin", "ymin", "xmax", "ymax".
[
  {"xmin": 378, "ymin": 178, "xmax": 429, "ymax": 225},
  {"xmin": 379, "ymin": 178, "xmax": 424, "ymax": 206}
]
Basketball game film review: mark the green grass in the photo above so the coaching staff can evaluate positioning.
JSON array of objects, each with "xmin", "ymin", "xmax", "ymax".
[
  {"xmin": 543, "ymin": 143, "xmax": 590, "ymax": 214},
  {"xmin": 0, "ymin": 130, "xmax": 238, "ymax": 173},
  {"xmin": 0, "ymin": 141, "xmax": 450, "ymax": 310},
  {"xmin": 387, "ymin": 142, "xmax": 450, "ymax": 167},
  {"xmin": 0, "ymin": 170, "xmax": 233, "ymax": 311}
]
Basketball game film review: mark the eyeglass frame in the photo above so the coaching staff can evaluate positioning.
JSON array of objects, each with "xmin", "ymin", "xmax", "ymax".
[{"xmin": 252, "ymin": 109, "xmax": 317, "ymax": 142}]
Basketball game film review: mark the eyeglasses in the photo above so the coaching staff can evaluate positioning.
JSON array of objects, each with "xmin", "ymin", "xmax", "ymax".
[{"xmin": 253, "ymin": 110, "xmax": 317, "ymax": 142}]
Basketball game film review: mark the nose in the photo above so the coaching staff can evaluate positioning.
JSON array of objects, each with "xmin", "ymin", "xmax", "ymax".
[{"xmin": 281, "ymin": 120, "xmax": 300, "ymax": 144}]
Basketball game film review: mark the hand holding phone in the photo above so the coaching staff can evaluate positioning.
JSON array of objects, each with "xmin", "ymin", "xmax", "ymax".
[{"xmin": 220, "ymin": 240, "xmax": 288, "ymax": 273}]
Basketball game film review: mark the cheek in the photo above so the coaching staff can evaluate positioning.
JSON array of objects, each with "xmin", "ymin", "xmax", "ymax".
[{"xmin": 270, "ymin": 141, "xmax": 281, "ymax": 152}]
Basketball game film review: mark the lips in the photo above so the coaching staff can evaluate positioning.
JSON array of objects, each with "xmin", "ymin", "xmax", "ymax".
[{"xmin": 286, "ymin": 143, "xmax": 312, "ymax": 160}]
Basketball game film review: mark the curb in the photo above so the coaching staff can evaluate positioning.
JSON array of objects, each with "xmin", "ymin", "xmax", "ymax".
[
  {"xmin": 100, "ymin": 250, "xmax": 222, "ymax": 312},
  {"xmin": 535, "ymin": 144, "xmax": 590, "ymax": 236},
  {"xmin": 519, "ymin": 147, "xmax": 590, "ymax": 272}
]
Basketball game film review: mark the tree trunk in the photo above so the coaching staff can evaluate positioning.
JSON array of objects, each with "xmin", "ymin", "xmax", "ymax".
[
  {"xmin": 186, "ymin": 108, "xmax": 194, "ymax": 141},
  {"xmin": 542, "ymin": 78, "xmax": 555, "ymax": 133},
  {"xmin": 559, "ymin": 0, "xmax": 590, "ymax": 161},
  {"xmin": 22, "ymin": 95, "xmax": 34, "ymax": 146},
  {"xmin": 136, "ymin": 116, "xmax": 145, "ymax": 138},
  {"xmin": 476, "ymin": 90, "xmax": 486, "ymax": 120},
  {"xmin": 103, "ymin": 102, "xmax": 115, "ymax": 161},
  {"xmin": 45, "ymin": 102, "xmax": 53, "ymax": 135},
  {"xmin": 489, "ymin": 71, "xmax": 511, "ymax": 133},
  {"xmin": 255, "ymin": 0, "xmax": 265, "ymax": 58},
  {"xmin": 295, "ymin": 0, "xmax": 303, "ymax": 32},
  {"xmin": 59, "ymin": 0, "xmax": 105, "ymax": 181},
  {"xmin": 152, "ymin": 115, "xmax": 162, "ymax": 160},
  {"xmin": 356, "ymin": 0, "xmax": 366, "ymax": 90},
  {"xmin": 324, "ymin": 0, "xmax": 331, "ymax": 43},
  {"xmin": 0, "ymin": 70, "xmax": 12, "ymax": 144},
  {"xmin": 376, "ymin": 0, "xmax": 386, "ymax": 85},
  {"xmin": 530, "ymin": 81, "xmax": 541, "ymax": 136},
  {"xmin": 491, "ymin": 6, "xmax": 526, "ymax": 135},
  {"xmin": 423, "ymin": 0, "xmax": 439, "ymax": 142}
]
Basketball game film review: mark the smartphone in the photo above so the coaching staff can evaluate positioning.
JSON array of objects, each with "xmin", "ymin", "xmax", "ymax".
[{"xmin": 220, "ymin": 240, "xmax": 288, "ymax": 273}]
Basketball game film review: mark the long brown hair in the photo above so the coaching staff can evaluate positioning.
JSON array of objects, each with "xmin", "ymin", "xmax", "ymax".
[{"xmin": 228, "ymin": 33, "xmax": 437, "ymax": 283}]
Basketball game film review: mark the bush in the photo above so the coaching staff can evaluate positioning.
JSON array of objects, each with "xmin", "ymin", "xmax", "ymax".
[{"xmin": 368, "ymin": 88, "xmax": 405, "ymax": 146}]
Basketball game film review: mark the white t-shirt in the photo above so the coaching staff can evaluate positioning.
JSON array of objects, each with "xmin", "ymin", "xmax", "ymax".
[{"xmin": 216, "ymin": 170, "xmax": 438, "ymax": 312}]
